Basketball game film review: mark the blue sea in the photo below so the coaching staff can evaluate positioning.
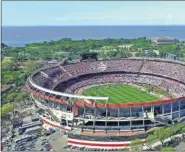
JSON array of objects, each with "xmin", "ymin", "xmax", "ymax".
[{"xmin": 2, "ymin": 25, "xmax": 185, "ymax": 47}]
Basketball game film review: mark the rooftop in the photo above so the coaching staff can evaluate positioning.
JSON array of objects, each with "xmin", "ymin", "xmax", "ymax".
[{"xmin": 152, "ymin": 37, "xmax": 175, "ymax": 40}]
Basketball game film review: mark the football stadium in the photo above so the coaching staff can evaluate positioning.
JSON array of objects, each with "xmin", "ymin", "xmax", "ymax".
[{"xmin": 26, "ymin": 54, "xmax": 185, "ymax": 150}]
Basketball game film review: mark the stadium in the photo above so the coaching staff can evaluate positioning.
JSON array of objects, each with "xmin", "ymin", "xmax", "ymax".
[{"xmin": 26, "ymin": 54, "xmax": 185, "ymax": 150}]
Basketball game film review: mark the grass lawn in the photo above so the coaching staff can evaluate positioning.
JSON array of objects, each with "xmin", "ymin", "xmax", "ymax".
[{"xmin": 82, "ymin": 84, "xmax": 161, "ymax": 104}]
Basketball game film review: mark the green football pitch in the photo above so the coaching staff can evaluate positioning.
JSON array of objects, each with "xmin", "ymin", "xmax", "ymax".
[{"xmin": 82, "ymin": 84, "xmax": 161, "ymax": 104}]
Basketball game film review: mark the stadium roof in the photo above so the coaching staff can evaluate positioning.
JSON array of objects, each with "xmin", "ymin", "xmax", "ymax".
[{"xmin": 29, "ymin": 77, "xmax": 109, "ymax": 101}]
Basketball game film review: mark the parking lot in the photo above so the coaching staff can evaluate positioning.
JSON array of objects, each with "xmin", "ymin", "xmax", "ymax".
[
  {"xmin": 35, "ymin": 132, "xmax": 68, "ymax": 151},
  {"xmin": 2, "ymin": 127, "xmax": 68, "ymax": 151}
]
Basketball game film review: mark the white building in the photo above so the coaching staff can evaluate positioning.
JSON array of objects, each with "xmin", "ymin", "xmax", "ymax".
[{"xmin": 152, "ymin": 37, "xmax": 176, "ymax": 46}]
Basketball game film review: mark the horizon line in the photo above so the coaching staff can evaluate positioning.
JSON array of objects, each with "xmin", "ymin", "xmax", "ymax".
[{"xmin": 2, "ymin": 24, "xmax": 185, "ymax": 27}]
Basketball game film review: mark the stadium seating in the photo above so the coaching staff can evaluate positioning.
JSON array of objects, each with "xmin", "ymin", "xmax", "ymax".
[{"xmin": 31, "ymin": 59, "xmax": 185, "ymax": 94}]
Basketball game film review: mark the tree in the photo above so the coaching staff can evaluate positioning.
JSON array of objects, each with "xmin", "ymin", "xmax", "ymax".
[
  {"xmin": 1, "ymin": 43, "xmax": 8, "ymax": 48},
  {"xmin": 160, "ymin": 147, "xmax": 176, "ymax": 151},
  {"xmin": 1, "ymin": 103, "xmax": 15, "ymax": 118},
  {"xmin": 2, "ymin": 59, "xmax": 17, "ymax": 71},
  {"xmin": 175, "ymin": 123, "xmax": 185, "ymax": 135},
  {"xmin": 106, "ymin": 50, "xmax": 118, "ymax": 58},
  {"xmin": 145, "ymin": 134, "xmax": 157, "ymax": 150},
  {"xmin": 165, "ymin": 127, "xmax": 175, "ymax": 141},
  {"xmin": 181, "ymin": 126, "xmax": 185, "ymax": 139},
  {"xmin": 125, "ymin": 52, "xmax": 132, "ymax": 58},
  {"xmin": 132, "ymin": 38, "xmax": 151, "ymax": 49},
  {"xmin": 130, "ymin": 138, "xmax": 143, "ymax": 151},
  {"xmin": 6, "ymin": 93, "xmax": 18, "ymax": 102},
  {"xmin": 173, "ymin": 123, "xmax": 184, "ymax": 134},
  {"xmin": 135, "ymin": 50, "xmax": 145, "ymax": 57},
  {"xmin": 146, "ymin": 50, "xmax": 158, "ymax": 58},
  {"xmin": 159, "ymin": 44, "xmax": 181, "ymax": 57},
  {"xmin": 181, "ymin": 124, "xmax": 185, "ymax": 135},
  {"xmin": 154, "ymin": 128, "xmax": 167, "ymax": 146},
  {"xmin": 24, "ymin": 61, "xmax": 38, "ymax": 76},
  {"xmin": 15, "ymin": 93, "xmax": 29, "ymax": 102}
]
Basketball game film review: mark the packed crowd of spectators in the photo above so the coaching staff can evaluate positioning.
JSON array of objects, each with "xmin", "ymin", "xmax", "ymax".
[
  {"xmin": 63, "ymin": 59, "xmax": 144, "ymax": 77},
  {"xmin": 64, "ymin": 73, "xmax": 185, "ymax": 98},
  {"xmin": 32, "ymin": 73, "xmax": 54, "ymax": 89},
  {"xmin": 62, "ymin": 59, "xmax": 185, "ymax": 83},
  {"xmin": 30, "ymin": 59, "xmax": 185, "ymax": 97},
  {"xmin": 31, "ymin": 66, "xmax": 67, "ymax": 89},
  {"xmin": 141, "ymin": 60, "xmax": 185, "ymax": 83}
]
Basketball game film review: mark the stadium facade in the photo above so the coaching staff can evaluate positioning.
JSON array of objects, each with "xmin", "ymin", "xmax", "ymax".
[{"xmin": 26, "ymin": 58, "xmax": 185, "ymax": 149}]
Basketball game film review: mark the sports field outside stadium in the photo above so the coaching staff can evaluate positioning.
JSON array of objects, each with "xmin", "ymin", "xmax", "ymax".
[{"xmin": 82, "ymin": 84, "xmax": 161, "ymax": 104}]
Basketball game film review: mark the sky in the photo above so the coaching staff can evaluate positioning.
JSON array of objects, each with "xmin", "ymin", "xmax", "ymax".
[{"xmin": 2, "ymin": 1, "xmax": 185, "ymax": 26}]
